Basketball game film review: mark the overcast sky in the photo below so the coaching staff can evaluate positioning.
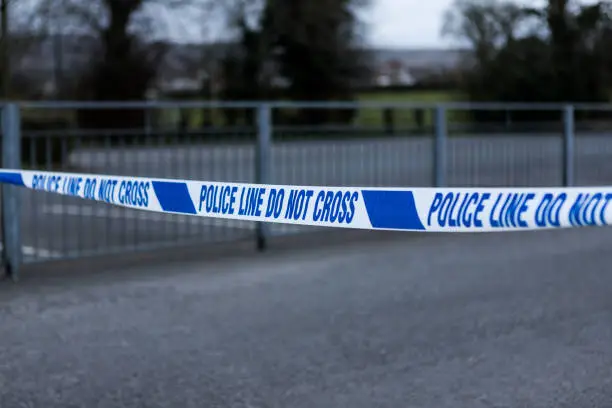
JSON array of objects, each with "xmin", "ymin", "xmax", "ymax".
[
  {"xmin": 63, "ymin": 0, "xmax": 600, "ymax": 49},
  {"xmin": 365, "ymin": 0, "xmax": 451, "ymax": 48},
  {"xmin": 363, "ymin": 0, "xmax": 599, "ymax": 48},
  {"xmin": 170, "ymin": 0, "xmax": 457, "ymax": 48}
]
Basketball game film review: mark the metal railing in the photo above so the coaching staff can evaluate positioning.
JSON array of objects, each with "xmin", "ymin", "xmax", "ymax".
[{"xmin": 2, "ymin": 100, "xmax": 612, "ymax": 276}]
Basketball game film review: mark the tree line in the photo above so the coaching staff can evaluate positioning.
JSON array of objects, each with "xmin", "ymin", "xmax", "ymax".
[
  {"xmin": 444, "ymin": 0, "xmax": 612, "ymax": 122},
  {"xmin": 1, "ymin": 0, "xmax": 371, "ymax": 127},
  {"xmin": 2, "ymin": 0, "xmax": 611, "ymax": 129}
]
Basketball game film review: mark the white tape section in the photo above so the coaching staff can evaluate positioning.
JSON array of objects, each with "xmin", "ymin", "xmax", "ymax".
[{"xmin": 0, "ymin": 169, "xmax": 611, "ymax": 232}]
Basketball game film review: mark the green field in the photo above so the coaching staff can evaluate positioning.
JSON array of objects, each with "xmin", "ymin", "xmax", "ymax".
[
  {"xmin": 358, "ymin": 90, "xmax": 460, "ymax": 102},
  {"xmin": 156, "ymin": 90, "xmax": 464, "ymax": 129},
  {"xmin": 19, "ymin": 89, "xmax": 465, "ymax": 130},
  {"xmin": 20, "ymin": 90, "xmax": 466, "ymax": 166},
  {"xmin": 356, "ymin": 90, "xmax": 463, "ymax": 127}
]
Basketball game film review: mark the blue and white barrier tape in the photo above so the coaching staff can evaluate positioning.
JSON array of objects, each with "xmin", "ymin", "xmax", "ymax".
[{"xmin": 0, "ymin": 169, "xmax": 611, "ymax": 232}]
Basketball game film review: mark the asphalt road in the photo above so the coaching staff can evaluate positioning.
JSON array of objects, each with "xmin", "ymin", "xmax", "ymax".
[
  {"xmin": 2, "ymin": 227, "xmax": 612, "ymax": 407},
  {"xmin": 15, "ymin": 132, "xmax": 612, "ymax": 262}
]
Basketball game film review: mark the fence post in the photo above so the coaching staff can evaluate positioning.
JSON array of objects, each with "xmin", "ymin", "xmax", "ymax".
[
  {"xmin": 1, "ymin": 103, "xmax": 22, "ymax": 280},
  {"xmin": 255, "ymin": 103, "xmax": 271, "ymax": 251},
  {"xmin": 434, "ymin": 105, "xmax": 447, "ymax": 187},
  {"xmin": 562, "ymin": 105, "xmax": 575, "ymax": 187}
]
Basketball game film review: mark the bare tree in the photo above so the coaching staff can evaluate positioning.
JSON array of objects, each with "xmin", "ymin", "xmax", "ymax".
[
  {"xmin": 28, "ymin": 0, "xmax": 211, "ymax": 94},
  {"xmin": 23, "ymin": 0, "xmax": 211, "ymax": 127},
  {"xmin": 263, "ymin": 0, "xmax": 371, "ymax": 124},
  {"xmin": 443, "ymin": 0, "xmax": 612, "ymax": 123},
  {"xmin": 1, "ymin": 0, "xmax": 9, "ymax": 98},
  {"xmin": 214, "ymin": 0, "xmax": 371, "ymax": 125},
  {"xmin": 0, "ymin": 0, "xmax": 42, "ymax": 98},
  {"xmin": 442, "ymin": 0, "xmax": 539, "ymax": 66}
]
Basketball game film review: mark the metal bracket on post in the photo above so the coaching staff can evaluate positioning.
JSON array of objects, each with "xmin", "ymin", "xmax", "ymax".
[
  {"xmin": 562, "ymin": 105, "xmax": 575, "ymax": 187},
  {"xmin": 255, "ymin": 104, "xmax": 271, "ymax": 251},
  {"xmin": 1, "ymin": 103, "xmax": 22, "ymax": 281},
  {"xmin": 434, "ymin": 105, "xmax": 447, "ymax": 187}
]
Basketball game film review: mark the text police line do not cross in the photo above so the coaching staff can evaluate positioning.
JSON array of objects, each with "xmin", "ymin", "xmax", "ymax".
[
  {"xmin": 31, "ymin": 173, "xmax": 151, "ymax": 208},
  {"xmin": 427, "ymin": 191, "xmax": 612, "ymax": 229},
  {"xmin": 198, "ymin": 184, "xmax": 360, "ymax": 225},
  {"xmin": 5, "ymin": 169, "xmax": 612, "ymax": 232}
]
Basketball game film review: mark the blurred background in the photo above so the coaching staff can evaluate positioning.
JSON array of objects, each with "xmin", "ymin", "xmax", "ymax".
[
  {"xmin": 1, "ymin": 0, "xmax": 609, "ymax": 126},
  {"xmin": 1, "ymin": 0, "xmax": 612, "ymax": 265},
  {"xmin": 4, "ymin": 3, "xmax": 612, "ymax": 408}
]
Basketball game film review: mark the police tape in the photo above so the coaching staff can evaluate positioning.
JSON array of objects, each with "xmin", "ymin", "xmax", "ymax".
[{"xmin": 0, "ymin": 169, "xmax": 611, "ymax": 232}]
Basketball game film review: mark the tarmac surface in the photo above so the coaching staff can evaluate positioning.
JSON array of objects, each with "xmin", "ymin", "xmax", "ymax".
[
  {"xmin": 1, "ymin": 227, "xmax": 612, "ymax": 407},
  {"xmin": 14, "ymin": 132, "xmax": 612, "ymax": 262}
]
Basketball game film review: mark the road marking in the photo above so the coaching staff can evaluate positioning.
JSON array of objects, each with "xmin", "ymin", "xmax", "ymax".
[
  {"xmin": 41, "ymin": 204, "xmax": 310, "ymax": 234},
  {"xmin": 42, "ymin": 203, "xmax": 256, "ymax": 229},
  {"xmin": 0, "ymin": 242, "xmax": 62, "ymax": 259},
  {"xmin": 42, "ymin": 204, "xmax": 253, "ymax": 230}
]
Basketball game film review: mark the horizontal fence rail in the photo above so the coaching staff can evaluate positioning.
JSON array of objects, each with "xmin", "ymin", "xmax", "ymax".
[{"xmin": 2, "ymin": 100, "xmax": 612, "ymax": 276}]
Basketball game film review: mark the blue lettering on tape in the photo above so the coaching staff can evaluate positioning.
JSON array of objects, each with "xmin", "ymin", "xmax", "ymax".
[
  {"xmin": 198, "ymin": 184, "xmax": 238, "ymax": 215},
  {"xmin": 6, "ymin": 169, "xmax": 612, "ymax": 233},
  {"xmin": 285, "ymin": 189, "xmax": 314, "ymax": 221},
  {"xmin": 238, "ymin": 187, "xmax": 267, "ymax": 217},
  {"xmin": 265, "ymin": 188, "xmax": 285, "ymax": 219},
  {"xmin": 83, "ymin": 178, "xmax": 97, "ymax": 200},
  {"xmin": 312, "ymin": 190, "xmax": 358, "ymax": 224},
  {"xmin": 31, "ymin": 174, "xmax": 43, "ymax": 190},
  {"xmin": 98, "ymin": 179, "xmax": 118, "ymax": 203},
  {"xmin": 534, "ymin": 193, "xmax": 565, "ymax": 227},
  {"xmin": 568, "ymin": 192, "xmax": 612, "ymax": 226},
  {"xmin": 63, "ymin": 176, "xmax": 83, "ymax": 197},
  {"xmin": 361, "ymin": 190, "xmax": 425, "ymax": 230},
  {"xmin": 32, "ymin": 174, "xmax": 61, "ymax": 192},
  {"xmin": 489, "ymin": 192, "xmax": 534, "ymax": 228},
  {"xmin": 118, "ymin": 180, "xmax": 150, "ymax": 207},
  {"xmin": 427, "ymin": 192, "xmax": 490, "ymax": 228},
  {"xmin": 152, "ymin": 181, "xmax": 195, "ymax": 214}
]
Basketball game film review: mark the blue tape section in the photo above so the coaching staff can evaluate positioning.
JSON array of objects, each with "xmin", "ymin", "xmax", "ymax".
[
  {"xmin": 152, "ymin": 181, "xmax": 197, "ymax": 215},
  {"xmin": 0, "ymin": 172, "xmax": 25, "ymax": 186},
  {"xmin": 361, "ymin": 190, "xmax": 426, "ymax": 230}
]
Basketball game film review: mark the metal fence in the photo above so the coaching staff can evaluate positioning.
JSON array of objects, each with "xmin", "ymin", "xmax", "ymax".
[{"xmin": 2, "ymin": 100, "xmax": 612, "ymax": 275}]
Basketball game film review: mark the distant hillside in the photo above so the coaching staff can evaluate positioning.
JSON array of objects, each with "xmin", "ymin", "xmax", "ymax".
[
  {"xmin": 16, "ymin": 35, "xmax": 467, "ymax": 73},
  {"xmin": 11, "ymin": 35, "xmax": 469, "ymax": 96},
  {"xmin": 372, "ymin": 48, "xmax": 469, "ymax": 70}
]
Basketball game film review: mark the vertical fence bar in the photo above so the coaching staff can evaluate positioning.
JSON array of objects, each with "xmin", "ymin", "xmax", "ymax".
[
  {"xmin": 562, "ymin": 105, "xmax": 575, "ymax": 187},
  {"xmin": 1, "ymin": 103, "xmax": 22, "ymax": 280},
  {"xmin": 145, "ymin": 107, "xmax": 152, "ymax": 138},
  {"xmin": 255, "ymin": 103, "xmax": 271, "ymax": 251},
  {"xmin": 434, "ymin": 105, "xmax": 447, "ymax": 187}
]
